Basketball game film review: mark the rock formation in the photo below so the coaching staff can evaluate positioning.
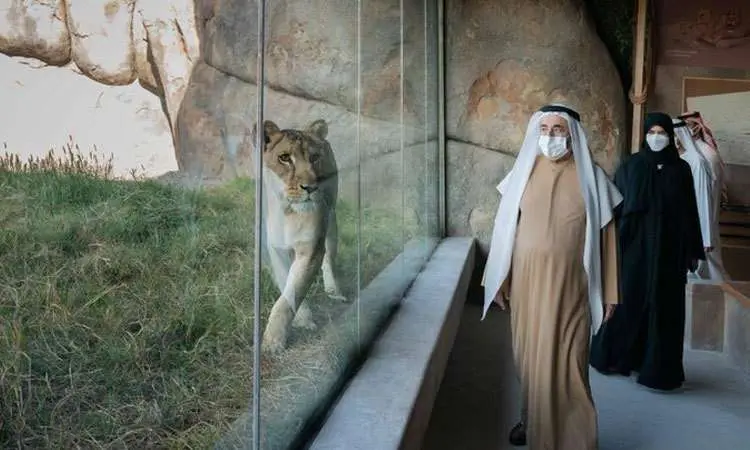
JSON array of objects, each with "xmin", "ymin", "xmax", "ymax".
[
  {"xmin": 0, "ymin": 0, "xmax": 626, "ymax": 250},
  {"xmin": 0, "ymin": 0, "xmax": 199, "ymax": 136}
]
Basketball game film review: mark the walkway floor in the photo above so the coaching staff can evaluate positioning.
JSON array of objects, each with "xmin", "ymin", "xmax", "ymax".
[{"xmin": 422, "ymin": 302, "xmax": 750, "ymax": 450}]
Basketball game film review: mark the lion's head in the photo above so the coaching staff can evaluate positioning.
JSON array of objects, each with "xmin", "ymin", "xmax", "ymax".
[{"xmin": 252, "ymin": 119, "xmax": 337, "ymax": 209}]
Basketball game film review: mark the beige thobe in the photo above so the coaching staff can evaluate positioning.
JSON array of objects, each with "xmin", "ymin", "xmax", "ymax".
[{"xmin": 503, "ymin": 155, "xmax": 619, "ymax": 450}]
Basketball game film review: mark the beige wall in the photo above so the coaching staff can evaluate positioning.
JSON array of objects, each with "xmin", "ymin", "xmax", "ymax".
[{"xmin": 648, "ymin": 64, "xmax": 750, "ymax": 115}]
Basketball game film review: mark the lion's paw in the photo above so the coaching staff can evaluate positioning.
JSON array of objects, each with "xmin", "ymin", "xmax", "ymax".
[
  {"xmin": 292, "ymin": 305, "xmax": 318, "ymax": 330},
  {"xmin": 261, "ymin": 322, "xmax": 289, "ymax": 355}
]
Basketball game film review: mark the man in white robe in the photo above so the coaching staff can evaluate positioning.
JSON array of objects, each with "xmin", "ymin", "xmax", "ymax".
[
  {"xmin": 673, "ymin": 118, "xmax": 716, "ymax": 280},
  {"xmin": 481, "ymin": 104, "xmax": 622, "ymax": 449},
  {"xmin": 679, "ymin": 111, "xmax": 727, "ymax": 203},
  {"xmin": 677, "ymin": 113, "xmax": 729, "ymax": 281}
]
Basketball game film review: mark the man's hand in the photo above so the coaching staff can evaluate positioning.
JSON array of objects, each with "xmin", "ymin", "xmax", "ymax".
[
  {"xmin": 494, "ymin": 289, "xmax": 509, "ymax": 311},
  {"xmin": 604, "ymin": 304, "xmax": 616, "ymax": 322},
  {"xmin": 704, "ymin": 246, "xmax": 714, "ymax": 253}
]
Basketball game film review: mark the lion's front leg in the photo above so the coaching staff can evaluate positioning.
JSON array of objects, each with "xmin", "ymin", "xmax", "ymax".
[
  {"xmin": 322, "ymin": 209, "xmax": 347, "ymax": 302},
  {"xmin": 262, "ymin": 242, "xmax": 324, "ymax": 354},
  {"xmin": 261, "ymin": 298, "xmax": 295, "ymax": 355}
]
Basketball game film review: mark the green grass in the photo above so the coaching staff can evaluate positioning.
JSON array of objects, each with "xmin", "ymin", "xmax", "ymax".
[{"xmin": 0, "ymin": 149, "xmax": 405, "ymax": 449}]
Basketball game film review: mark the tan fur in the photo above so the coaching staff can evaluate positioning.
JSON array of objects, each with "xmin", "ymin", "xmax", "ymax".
[{"xmin": 253, "ymin": 119, "xmax": 346, "ymax": 354}]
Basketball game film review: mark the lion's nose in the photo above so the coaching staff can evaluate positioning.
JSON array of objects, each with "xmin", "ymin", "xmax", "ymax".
[{"xmin": 300, "ymin": 184, "xmax": 318, "ymax": 194}]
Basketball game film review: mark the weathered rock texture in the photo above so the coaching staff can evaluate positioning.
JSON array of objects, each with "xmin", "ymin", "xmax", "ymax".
[
  {"xmin": 65, "ymin": 0, "xmax": 137, "ymax": 85},
  {"xmin": 445, "ymin": 0, "xmax": 626, "ymax": 250},
  {"xmin": 0, "ymin": 0, "xmax": 71, "ymax": 65},
  {"xmin": 138, "ymin": 0, "xmax": 200, "ymax": 131},
  {"xmin": 0, "ymin": 0, "xmax": 199, "ymax": 137},
  {"xmin": 175, "ymin": 0, "xmax": 441, "ymax": 244},
  {"xmin": 199, "ymin": 0, "xmax": 433, "ymax": 122}
]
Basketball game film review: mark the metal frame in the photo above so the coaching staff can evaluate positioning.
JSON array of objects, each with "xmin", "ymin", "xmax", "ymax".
[
  {"xmin": 252, "ymin": 0, "xmax": 267, "ymax": 448},
  {"xmin": 437, "ymin": 0, "xmax": 447, "ymax": 236}
]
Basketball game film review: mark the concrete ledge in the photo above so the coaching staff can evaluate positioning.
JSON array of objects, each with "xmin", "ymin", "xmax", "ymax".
[
  {"xmin": 308, "ymin": 237, "xmax": 476, "ymax": 450},
  {"xmin": 685, "ymin": 281, "xmax": 750, "ymax": 375},
  {"xmin": 720, "ymin": 282, "xmax": 750, "ymax": 374},
  {"xmin": 216, "ymin": 238, "xmax": 440, "ymax": 449},
  {"xmin": 685, "ymin": 282, "xmax": 725, "ymax": 351}
]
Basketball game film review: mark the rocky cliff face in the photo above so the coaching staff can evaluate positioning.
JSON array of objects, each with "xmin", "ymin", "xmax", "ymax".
[{"xmin": 0, "ymin": 0, "xmax": 625, "ymax": 250}]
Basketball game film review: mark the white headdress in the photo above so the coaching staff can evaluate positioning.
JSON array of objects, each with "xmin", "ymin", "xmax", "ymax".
[
  {"xmin": 673, "ymin": 118, "xmax": 714, "ymax": 248},
  {"xmin": 673, "ymin": 118, "xmax": 715, "ymax": 181},
  {"xmin": 481, "ymin": 104, "xmax": 623, "ymax": 334}
]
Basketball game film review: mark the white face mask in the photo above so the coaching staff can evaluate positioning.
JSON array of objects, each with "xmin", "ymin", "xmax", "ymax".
[
  {"xmin": 646, "ymin": 134, "xmax": 669, "ymax": 152},
  {"xmin": 538, "ymin": 135, "xmax": 569, "ymax": 160}
]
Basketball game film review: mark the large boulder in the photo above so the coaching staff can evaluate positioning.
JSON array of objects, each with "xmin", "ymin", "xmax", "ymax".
[
  {"xmin": 445, "ymin": 0, "xmax": 626, "ymax": 251},
  {"xmin": 0, "ymin": 0, "xmax": 71, "ymax": 65},
  {"xmin": 138, "ymin": 0, "xmax": 200, "ymax": 131},
  {"xmin": 65, "ymin": 0, "xmax": 136, "ymax": 85},
  {"xmin": 198, "ymin": 0, "xmax": 432, "ymax": 123},
  {"xmin": 175, "ymin": 61, "xmax": 432, "ymax": 181},
  {"xmin": 176, "ymin": 0, "xmax": 439, "ymax": 195}
]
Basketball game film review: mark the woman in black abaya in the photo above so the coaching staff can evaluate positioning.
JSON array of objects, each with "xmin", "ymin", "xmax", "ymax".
[{"xmin": 590, "ymin": 112, "xmax": 705, "ymax": 391}]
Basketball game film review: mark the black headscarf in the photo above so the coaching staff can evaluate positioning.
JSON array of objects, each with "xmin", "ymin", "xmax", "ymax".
[
  {"xmin": 618, "ymin": 112, "xmax": 681, "ymax": 215},
  {"xmin": 538, "ymin": 104, "xmax": 582, "ymax": 122},
  {"xmin": 640, "ymin": 112, "xmax": 681, "ymax": 165}
]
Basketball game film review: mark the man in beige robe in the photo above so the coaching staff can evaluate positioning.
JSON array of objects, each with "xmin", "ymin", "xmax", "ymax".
[{"xmin": 481, "ymin": 104, "xmax": 623, "ymax": 449}]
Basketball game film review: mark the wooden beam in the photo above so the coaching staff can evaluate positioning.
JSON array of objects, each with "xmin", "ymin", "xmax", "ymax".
[
  {"xmin": 630, "ymin": 0, "xmax": 649, "ymax": 153},
  {"xmin": 720, "ymin": 282, "xmax": 750, "ymax": 309}
]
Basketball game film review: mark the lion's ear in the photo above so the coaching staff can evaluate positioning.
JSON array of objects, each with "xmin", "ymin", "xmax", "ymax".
[
  {"xmin": 251, "ymin": 120, "xmax": 282, "ymax": 150},
  {"xmin": 305, "ymin": 119, "xmax": 328, "ymax": 140}
]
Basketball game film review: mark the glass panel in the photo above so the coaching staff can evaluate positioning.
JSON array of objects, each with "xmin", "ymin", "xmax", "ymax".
[
  {"xmin": 404, "ymin": 0, "xmax": 442, "ymax": 266},
  {"xmin": 256, "ymin": 1, "xmax": 363, "ymax": 448},
  {"xmin": 252, "ymin": 0, "xmax": 442, "ymax": 448},
  {"xmin": 355, "ymin": 0, "xmax": 408, "ymax": 339}
]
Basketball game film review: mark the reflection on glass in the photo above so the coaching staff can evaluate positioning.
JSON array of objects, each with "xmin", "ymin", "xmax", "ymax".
[
  {"xmin": 404, "ymin": 0, "xmax": 442, "ymax": 263},
  {"xmin": 252, "ymin": 0, "xmax": 442, "ymax": 448}
]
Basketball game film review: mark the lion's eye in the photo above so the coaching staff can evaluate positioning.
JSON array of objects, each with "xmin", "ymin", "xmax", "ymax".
[{"xmin": 279, "ymin": 154, "xmax": 292, "ymax": 163}]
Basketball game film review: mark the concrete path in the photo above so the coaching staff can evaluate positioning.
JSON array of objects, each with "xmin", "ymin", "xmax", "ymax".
[{"xmin": 422, "ymin": 302, "xmax": 750, "ymax": 450}]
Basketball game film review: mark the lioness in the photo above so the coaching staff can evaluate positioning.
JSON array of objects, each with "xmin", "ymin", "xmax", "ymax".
[{"xmin": 253, "ymin": 119, "xmax": 347, "ymax": 354}]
